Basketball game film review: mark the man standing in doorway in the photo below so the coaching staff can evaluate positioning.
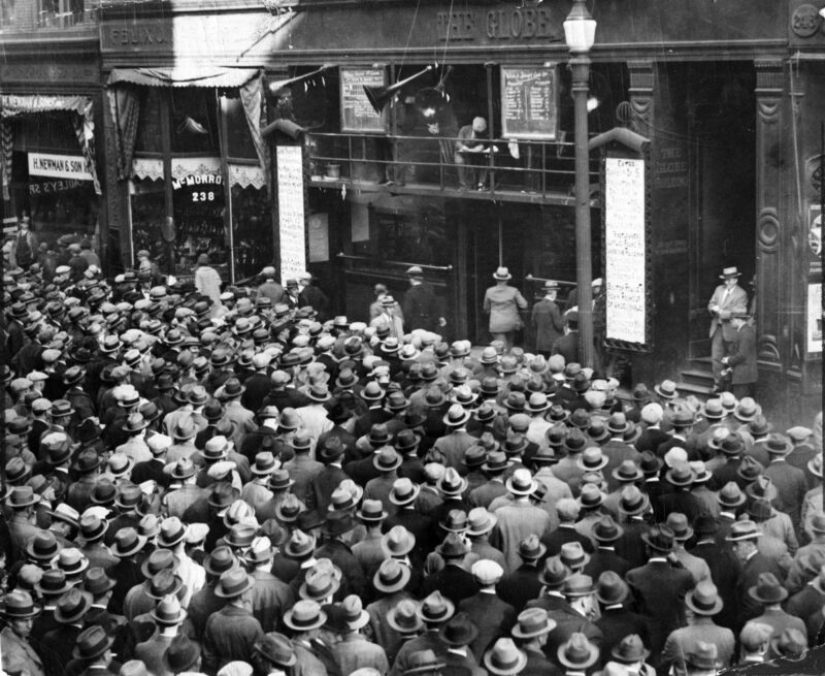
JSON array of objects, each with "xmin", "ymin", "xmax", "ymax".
[
  {"xmin": 721, "ymin": 313, "xmax": 757, "ymax": 400},
  {"xmin": 12, "ymin": 216, "xmax": 38, "ymax": 271},
  {"xmin": 402, "ymin": 266, "xmax": 446, "ymax": 334},
  {"xmin": 707, "ymin": 266, "xmax": 748, "ymax": 392},
  {"xmin": 532, "ymin": 281, "xmax": 564, "ymax": 358}
]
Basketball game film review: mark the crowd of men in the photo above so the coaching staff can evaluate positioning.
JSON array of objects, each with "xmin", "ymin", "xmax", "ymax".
[{"xmin": 1, "ymin": 256, "xmax": 824, "ymax": 676}]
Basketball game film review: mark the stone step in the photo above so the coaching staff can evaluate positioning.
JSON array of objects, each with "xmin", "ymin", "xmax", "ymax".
[{"xmin": 681, "ymin": 368, "xmax": 716, "ymax": 388}]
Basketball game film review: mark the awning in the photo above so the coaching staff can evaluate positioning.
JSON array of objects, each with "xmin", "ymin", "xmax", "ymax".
[
  {"xmin": 107, "ymin": 67, "xmax": 260, "ymax": 89},
  {"xmin": 0, "ymin": 94, "xmax": 91, "ymax": 118}
]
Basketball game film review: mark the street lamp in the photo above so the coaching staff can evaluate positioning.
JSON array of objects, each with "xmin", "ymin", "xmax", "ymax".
[{"xmin": 564, "ymin": 0, "xmax": 596, "ymax": 369}]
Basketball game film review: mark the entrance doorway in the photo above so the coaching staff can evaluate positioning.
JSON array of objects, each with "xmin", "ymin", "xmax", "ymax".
[{"xmin": 687, "ymin": 64, "xmax": 757, "ymax": 361}]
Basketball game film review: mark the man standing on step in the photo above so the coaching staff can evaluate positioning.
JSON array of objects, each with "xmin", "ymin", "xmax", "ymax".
[{"xmin": 707, "ymin": 265, "xmax": 748, "ymax": 392}]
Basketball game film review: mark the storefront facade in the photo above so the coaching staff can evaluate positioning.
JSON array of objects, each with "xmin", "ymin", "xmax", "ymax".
[
  {"xmin": 9, "ymin": 0, "xmax": 821, "ymax": 420},
  {"xmin": 1, "ymin": 21, "xmax": 106, "ymax": 267}
]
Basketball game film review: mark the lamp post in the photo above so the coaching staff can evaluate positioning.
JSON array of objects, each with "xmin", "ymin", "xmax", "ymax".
[{"xmin": 564, "ymin": 0, "xmax": 596, "ymax": 369}]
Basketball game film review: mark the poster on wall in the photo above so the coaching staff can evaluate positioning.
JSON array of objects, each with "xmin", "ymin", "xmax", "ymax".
[
  {"xmin": 277, "ymin": 146, "xmax": 306, "ymax": 285},
  {"xmin": 605, "ymin": 156, "xmax": 647, "ymax": 346},
  {"xmin": 808, "ymin": 282, "xmax": 822, "ymax": 355},
  {"xmin": 340, "ymin": 67, "xmax": 387, "ymax": 134}
]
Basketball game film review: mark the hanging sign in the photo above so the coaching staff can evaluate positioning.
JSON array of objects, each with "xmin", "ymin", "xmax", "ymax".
[
  {"xmin": 28, "ymin": 153, "xmax": 93, "ymax": 181},
  {"xmin": 500, "ymin": 65, "xmax": 558, "ymax": 140},
  {"xmin": 340, "ymin": 66, "xmax": 387, "ymax": 134},
  {"xmin": 277, "ymin": 145, "xmax": 307, "ymax": 285}
]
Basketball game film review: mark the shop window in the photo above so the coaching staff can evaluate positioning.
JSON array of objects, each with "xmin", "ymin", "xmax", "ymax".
[
  {"xmin": 171, "ymin": 89, "xmax": 219, "ymax": 155},
  {"xmin": 171, "ymin": 173, "xmax": 228, "ymax": 280},
  {"xmin": 37, "ymin": 0, "xmax": 86, "ymax": 27},
  {"xmin": 364, "ymin": 206, "xmax": 451, "ymax": 268}
]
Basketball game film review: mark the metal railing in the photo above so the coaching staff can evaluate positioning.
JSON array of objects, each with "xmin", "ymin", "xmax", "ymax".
[{"xmin": 306, "ymin": 131, "xmax": 600, "ymax": 200}]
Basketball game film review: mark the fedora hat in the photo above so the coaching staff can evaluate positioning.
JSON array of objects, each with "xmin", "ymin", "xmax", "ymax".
[
  {"xmin": 558, "ymin": 633, "xmax": 599, "ymax": 670},
  {"xmin": 595, "ymin": 570, "xmax": 629, "ymax": 605},
  {"xmin": 466, "ymin": 507, "xmax": 497, "ymax": 536},
  {"xmin": 653, "ymin": 379, "xmax": 678, "ymax": 399},
  {"xmin": 666, "ymin": 461, "xmax": 695, "ymax": 487},
  {"xmin": 737, "ymin": 456, "xmax": 765, "ymax": 483},
  {"xmin": 720, "ymin": 265, "xmax": 742, "ymax": 279},
  {"xmin": 152, "ymin": 593, "xmax": 187, "ymax": 625},
  {"xmin": 284, "ymin": 529, "xmax": 316, "ymax": 559},
  {"xmin": 373, "ymin": 558, "xmax": 412, "ymax": 594},
  {"xmin": 771, "ymin": 628, "xmax": 807, "ymax": 661},
  {"xmin": 665, "ymin": 512, "xmax": 694, "ymax": 541},
  {"xmin": 254, "ymin": 633, "xmax": 297, "ymax": 668},
  {"xmin": 79, "ymin": 514, "xmax": 108, "ymax": 543},
  {"xmin": 387, "ymin": 599, "xmax": 424, "ymax": 634},
  {"xmin": 577, "ymin": 447, "xmax": 608, "ymax": 473},
  {"xmin": 158, "ymin": 516, "xmax": 188, "ymax": 548},
  {"xmin": 517, "ymin": 534, "xmax": 547, "ymax": 562},
  {"xmin": 686, "ymin": 642, "xmax": 720, "ymax": 670},
  {"xmin": 112, "ymin": 527, "xmax": 148, "ymax": 558},
  {"xmin": 26, "ymin": 531, "xmax": 62, "ymax": 562},
  {"xmin": 418, "ymin": 591, "xmax": 455, "ymax": 624},
  {"xmin": 505, "ymin": 468, "xmax": 536, "ymax": 496},
  {"xmin": 560, "ymin": 543, "xmax": 591, "ymax": 571},
  {"xmin": 642, "ymin": 525, "xmax": 675, "ymax": 552},
  {"xmin": 251, "ymin": 451, "xmax": 279, "ymax": 476},
  {"xmin": 443, "ymin": 404, "xmax": 471, "ymax": 427},
  {"xmin": 58, "ymin": 548, "xmax": 90, "ymax": 576},
  {"xmin": 319, "ymin": 436, "xmax": 345, "ymax": 462},
  {"xmin": 493, "ymin": 267, "xmax": 512, "ymax": 281},
  {"xmin": 748, "ymin": 572, "xmax": 788, "ymax": 604},
  {"xmin": 356, "ymin": 499, "xmax": 388, "ymax": 523},
  {"xmin": 83, "ymin": 567, "xmax": 115, "ymax": 600},
  {"xmin": 340, "ymin": 594, "xmax": 370, "ymax": 630},
  {"xmin": 35, "ymin": 569, "xmax": 72, "ymax": 598},
  {"xmin": 483, "ymin": 637, "xmax": 527, "ymax": 676},
  {"xmin": 439, "ymin": 509, "xmax": 469, "ymax": 534},
  {"xmin": 299, "ymin": 567, "xmax": 341, "ymax": 602},
  {"xmin": 55, "ymin": 588, "xmax": 93, "ymax": 624},
  {"xmin": 389, "ymin": 478, "xmax": 420, "ymax": 506},
  {"xmin": 203, "ymin": 546, "xmax": 238, "ymax": 577},
  {"xmin": 438, "ymin": 468, "xmax": 468, "ymax": 497},
  {"xmin": 765, "ymin": 433, "xmax": 792, "ymax": 455},
  {"xmin": 404, "ymin": 650, "xmax": 445, "ymax": 676},
  {"xmin": 511, "ymin": 608, "xmax": 556, "ymax": 639},
  {"xmin": 536, "ymin": 555, "xmax": 570, "ymax": 588},
  {"xmin": 577, "ymin": 484, "xmax": 605, "ymax": 511},
  {"xmin": 563, "ymin": 573, "xmax": 595, "ymax": 598},
  {"xmin": 686, "ymin": 580, "xmax": 724, "ymax": 616},
  {"xmin": 733, "ymin": 397, "xmax": 760, "ymax": 422},
  {"xmin": 612, "ymin": 635, "xmax": 650, "ymax": 664},
  {"xmin": 163, "ymin": 636, "xmax": 201, "ymax": 674},
  {"xmin": 373, "ymin": 447, "xmax": 402, "ymax": 472},
  {"xmin": 3, "ymin": 590, "xmax": 40, "ymax": 619},
  {"xmin": 215, "ymin": 568, "xmax": 255, "ymax": 598},
  {"xmin": 284, "ymin": 599, "xmax": 327, "ymax": 632},
  {"xmin": 717, "ymin": 481, "xmax": 746, "ymax": 508},
  {"xmin": 436, "ymin": 532, "xmax": 469, "ymax": 559},
  {"xmin": 72, "ymin": 625, "xmax": 114, "ymax": 661},
  {"xmin": 141, "ymin": 548, "xmax": 180, "ymax": 579},
  {"xmin": 592, "ymin": 515, "xmax": 624, "ymax": 543},
  {"xmin": 725, "ymin": 519, "xmax": 761, "ymax": 542}
]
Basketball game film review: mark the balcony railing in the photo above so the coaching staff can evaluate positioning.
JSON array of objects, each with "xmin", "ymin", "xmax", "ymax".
[{"xmin": 306, "ymin": 131, "xmax": 600, "ymax": 205}]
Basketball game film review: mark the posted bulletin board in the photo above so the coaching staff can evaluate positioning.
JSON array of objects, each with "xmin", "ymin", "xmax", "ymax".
[
  {"xmin": 603, "ymin": 152, "xmax": 653, "ymax": 351},
  {"xmin": 277, "ymin": 145, "xmax": 307, "ymax": 285},
  {"xmin": 340, "ymin": 66, "xmax": 387, "ymax": 134},
  {"xmin": 500, "ymin": 65, "xmax": 558, "ymax": 140}
]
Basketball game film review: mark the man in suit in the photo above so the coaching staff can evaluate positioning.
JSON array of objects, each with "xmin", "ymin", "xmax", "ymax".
[
  {"xmin": 458, "ymin": 560, "xmax": 517, "ymax": 661},
  {"xmin": 727, "ymin": 519, "xmax": 786, "ymax": 629},
  {"xmin": 541, "ymin": 574, "xmax": 603, "ymax": 666},
  {"xmin": 625, "ymin": 526, "xmax": 695, "ymax": 669},
  {"xmin": 402, "ymin": 266, "xmax": 445, "ymax": 333},
  {"xmin": 660, "ymin": 580, "xmax": 736, "ymax": 675},
  {"xmin": 593, "ymin": 571, "xmax": 650, "ymax": 658},
  {"xmin": 532, "ymin": 281, "xmax": 564, "ymax": 358},
  {"xmin": 12, "ymin": 216, "xmax": 38, "ymax": 270},
  {"xmin": 721, "ymin": 314, "xmax": 757, "ymax": 399},
  {"xmin": 707, "ymin": 265, "xmax": 748, "ymax": 390}
]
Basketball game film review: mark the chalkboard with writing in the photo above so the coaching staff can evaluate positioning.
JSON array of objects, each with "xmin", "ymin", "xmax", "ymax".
[
  {"xmin": 604, "ymin": 155, "xmax": 650, "ymax": 348},
  {"xmin": 340, "ymin": 67, "xmax": 387, "ymax": 134},
  {"xmin": 500, "ymin": 65, "xmax": 558, "ymax": 140},
  {"xmin": 277, "ymin": 146, "xmax": 307, "ymax": 285}
]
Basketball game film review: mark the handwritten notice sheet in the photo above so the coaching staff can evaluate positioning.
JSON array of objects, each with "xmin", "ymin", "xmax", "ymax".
[
  {"xmin": 605, "ymin": 157, "xmax": 646, "ymax": 344},
  {"xmin": 277, "ymin": 146, "xmax": 306, "ymax": 284},
  {"xmin": 501, "ymin": 66, "xmax": 558, "ymax": 140}
]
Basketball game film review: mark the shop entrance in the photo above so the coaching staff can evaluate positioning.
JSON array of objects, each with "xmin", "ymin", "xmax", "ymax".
[{"xmin": 687, "ymin": 64, "xmax": 757, "ymax": 361}]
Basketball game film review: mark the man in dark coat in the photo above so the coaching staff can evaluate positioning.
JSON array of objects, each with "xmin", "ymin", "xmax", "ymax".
[
  {"xmin": 401, "ymin": 266, "xmax": 445, "ymax": 333},
  {"xmin": 593, "ymin": 571, "xmax": 650, "ymax": 659},
  {"xmin": 531, "ymin": 281, "xmax": 564, "ymax": 358},
  {"xmin": 458, "ymin": 560, "xmax": 517, "ymax": 661},
  {"xmin": 625, "ymin": 526, "xmax": 695, "ymax": 668}
]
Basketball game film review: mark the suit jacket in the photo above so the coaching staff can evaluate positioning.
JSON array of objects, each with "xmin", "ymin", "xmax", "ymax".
[
  {"xmin": 420, "ymin": 563, "xmax": 479, "ymax": 607},
  {"xmin": 764, "ymin": 459, "xmax": 808, "ymax": 529},
  {"xmin": 497, "ymin": 565, "xmax": 544, "ymax": 613},
  {"xmin": 708, "ymin": 283, "xmax": 748, "ymax": 340},
  {"xmin": 458, "ymin": 592, "xmax": 517, "ymax": 661},
  {"xmin": 595, "ymin": 606, "xmax": 651, "ymax": 658},
  {"xmin": 543, "ymin": 605, "xmax": 603, "ymax": 667},
  {"xmin": 522, "ymin": 646, "xmax": 562, "ymax": 676},
  {"xmin": 626, "ymin": 559, "xmax": 695, "ymax": 663},
  {"xmin": 532, "ymin": 298, "xmax": 564, "ymax": 353},
  {"xmin": 736, "ymin": 552, "xmax": 786, "ymax": 627},
  {"xmin": 250, "ymin": 569, "xmax": 296, "ymax": 633},
  {"xmin": 402, "ymin": 282, "xmax": 442, "ymax": 333},
  {"xmin": 491, "ymin": 501, "xmax": 552, "ymax": 573},
  {"xmin": 331, "ymin": 633, "xmax": 389, "ymax": 676},
  {"xmin": 308, "ymin": 464, "xmax": 349, "ymax": 512},
  {"xmin": 202, "ymin": 605, "xmax": 264, "ymax": 675},
  {"xmin": 2, "ymin": 626, "xmax": 45, "ymax": 676},
  {"xmin": 551, "ymin": 331, "xmax": 579, "ymax": 367},
  {"xmin": 660, "ymin": 617, "xmax": 735, "ymax": 674}
]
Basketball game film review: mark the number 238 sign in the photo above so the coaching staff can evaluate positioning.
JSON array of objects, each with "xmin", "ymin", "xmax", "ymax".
[{"xmin": 192, "ymin": 191, "xmax": 216, "ymax": 202}]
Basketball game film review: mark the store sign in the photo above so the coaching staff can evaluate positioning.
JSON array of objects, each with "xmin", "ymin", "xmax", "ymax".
[
  {"xmin": 29, "ymin": 179, "xmax": 84, "ymax": 195},
  {"xmin": 437, "ymin": 7, "xmax": 562, "ymax": 42},
  {"xmin": 28, "ymin": 153, "xmax": 93, "ymax": 181},
  {"xmin": 172, "ymin": 173, "xmax": 223, "ymax": 190}
]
